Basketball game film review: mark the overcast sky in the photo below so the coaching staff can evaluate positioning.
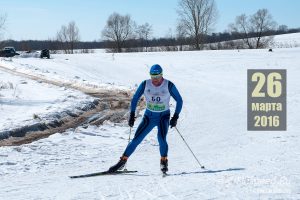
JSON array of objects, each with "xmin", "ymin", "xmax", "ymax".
[{"xmin": 1, "ymin": 0, "xmax": 299, "ymax": 41}]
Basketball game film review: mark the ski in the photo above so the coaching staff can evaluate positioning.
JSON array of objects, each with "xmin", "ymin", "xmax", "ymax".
[{"xmin": 69, "ymin": 170, "xmax": 138, "ymax": 179}]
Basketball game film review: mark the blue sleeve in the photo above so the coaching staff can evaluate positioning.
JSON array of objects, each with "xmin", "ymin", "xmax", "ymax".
[
  {"xmin": 168, "ymin": 81, "xmax": 183, "ymax": 115},
  {"xmin": 130, "ymin": 81, "xmax": 146, "ymax": 113}
]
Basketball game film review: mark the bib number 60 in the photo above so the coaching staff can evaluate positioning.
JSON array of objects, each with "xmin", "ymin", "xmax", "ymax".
[{"xmin": 151, "ymin": 96, "xmax": 161, "ymax": 102}]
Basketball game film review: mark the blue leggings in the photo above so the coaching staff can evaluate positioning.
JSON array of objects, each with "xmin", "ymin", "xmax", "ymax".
[{"xmin": 123, "ymin": 110, "xmax": 170, "ymax": 157}]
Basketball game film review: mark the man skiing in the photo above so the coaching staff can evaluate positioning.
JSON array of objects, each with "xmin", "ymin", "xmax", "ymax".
[{"xmin": 108, "ymin": 64, "xmax": 183, "ymax": 173}]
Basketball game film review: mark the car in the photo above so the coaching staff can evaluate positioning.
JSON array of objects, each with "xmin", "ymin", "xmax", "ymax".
[
  {"xmin": 40, "ymin": 49, "xmax": 50, "ymax": 59},
  {"xmin": 4, "ymin": 47, "xmax": 16, "ymax": 52},
  {"xmin": 0, "ymin": 47, "xmax": 20, "ymax": 57}
]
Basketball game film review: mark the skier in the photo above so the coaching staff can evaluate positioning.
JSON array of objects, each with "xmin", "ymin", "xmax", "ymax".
[{"xmin": 108, "ymin": 64, "xmax": 183, "ymax": 173}]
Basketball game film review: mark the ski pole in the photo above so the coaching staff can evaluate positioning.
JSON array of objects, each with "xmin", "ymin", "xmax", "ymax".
[
  {"xmin": 124, "ymin": 127, "xmax": 132, "ymax": 171},
  {"xmin": 128, "ymin": 127, "xmax": 132, "ymax": 143},
  {"xmin": 174, "ymin": 127, "xmax": 205, "ymax": 169}
]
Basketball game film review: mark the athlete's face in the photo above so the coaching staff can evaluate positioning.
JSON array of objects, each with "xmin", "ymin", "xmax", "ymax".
[{"xmin": 151, "ymin": 74, "xmax": 163, "ymax": 86}]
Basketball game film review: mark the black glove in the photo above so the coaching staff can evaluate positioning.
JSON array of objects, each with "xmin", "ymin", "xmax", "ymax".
[
  {"xmin": 170, "ymin": 113, "xmax": 179, "ymax": 128},
  {"xmin": 128, "ymin": 112, "xmax": 135, "ymax": 127}
]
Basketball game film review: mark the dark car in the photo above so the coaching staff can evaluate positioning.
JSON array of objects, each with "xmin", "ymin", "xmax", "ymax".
[
  {"xmin": 0, "ymin": 47, "xmax": 20, "ymax": 57},
  {"xmin": 40, "ymin": 49, "xmax": 50, "ymax": 59}
]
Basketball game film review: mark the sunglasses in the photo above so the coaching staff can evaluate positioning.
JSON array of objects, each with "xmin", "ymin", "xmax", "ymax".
[{"xmin": 150, "ymin": 73, "xmax": 163, "ymax": 79}]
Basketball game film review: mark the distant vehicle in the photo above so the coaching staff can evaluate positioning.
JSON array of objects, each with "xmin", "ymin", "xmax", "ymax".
[
  {"xmin": 0, "ymin": 47, "xmax": 20, "ymax": 57},
  {"xmin": 40, "ymin": 49, "xmax": 50, "ymax": 59},
  {"xmin": 4, "ymin": 47, "xmax": 16, "ymax": 51}
]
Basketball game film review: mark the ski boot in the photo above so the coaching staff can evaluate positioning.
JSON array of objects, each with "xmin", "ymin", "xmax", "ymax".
[
  {"xmin": 160, "ymin": 157, "xmax": 168, "ymax": 173},
  {"xmin": 108, "ymin": 156, "xmax": 128, "ymax": 173}
]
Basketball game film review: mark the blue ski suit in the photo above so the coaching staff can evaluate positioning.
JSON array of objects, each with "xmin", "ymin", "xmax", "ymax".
[{"xmin": 123, "ymin": 79, "xmax": 183, "ymax": 157}]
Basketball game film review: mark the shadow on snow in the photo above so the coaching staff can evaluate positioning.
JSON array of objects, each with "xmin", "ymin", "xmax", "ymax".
[{"xmin": 169, "ymin": 167, "xmax": 246, "ymax": 176}]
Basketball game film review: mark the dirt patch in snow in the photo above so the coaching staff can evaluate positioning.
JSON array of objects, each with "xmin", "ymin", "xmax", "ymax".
[{"xmin": 0, "ymin": 65, "xmax": 145, "ymax": 146}]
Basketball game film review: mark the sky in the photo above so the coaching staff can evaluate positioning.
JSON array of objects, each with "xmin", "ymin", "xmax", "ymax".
[{"xmin": 0, "ymin": 0, "xmax": 299, "ymax": 41}]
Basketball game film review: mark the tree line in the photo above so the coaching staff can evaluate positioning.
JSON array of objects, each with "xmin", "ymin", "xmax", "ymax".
[
  {"xmin": 2, "ymin": 26, "xmax": 299, "ymax": 52},
  {"xmin": 1, "ymin": 0, "xmax": 300, "ymax": 53}
]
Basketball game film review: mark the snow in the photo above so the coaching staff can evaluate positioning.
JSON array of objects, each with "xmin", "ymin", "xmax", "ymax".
[
  {"xmin": 0, "ymin": 34, "xmax": 300, "ymax": 199},
  {"xmin": 0, "ymin": 69, "xmax": 95, "ymax": 132},
  {"xmin": 272, "ymin": 33, "xmax": 300, "ymax": 48}
]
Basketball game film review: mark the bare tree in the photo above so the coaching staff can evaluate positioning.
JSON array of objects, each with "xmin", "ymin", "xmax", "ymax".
[
  {"xmin": 136, "ymin": 23, "xmax": 152, "ymax": 51},
  {"xmin": 250, "ymin": 9, "xmax": 277, "ymax": 48},
  {"xmin": 176, "ymin": 22, "xmax": 188, "ymax": 51},
  {"xmin": 177, "ymin": 0, "xmax": 217, "ymax": 50},
  {"xmin": 0, "ymin": 14, "xmax": 6, "ymax": 32},
  {"xmin": 228, "ymin": 14, "xmax": 252, "ymax": 48},
  {"xmin": 56, "ymin": 21, "xmax": 80, "ymax": 54},
  {"xmin": 102, "ymin": 13, "xmax": 135, "ymax": 53},
  {"xmin": 0, "ymin": 14, "xmax": 7, "ymax": 47},
  {"xmin": 278, "ymin": 25, "xmax": 288, "ymax": 33},
  {"xmin": 229, "ymin": 9, "xmax": 277, "ymax": 49}
]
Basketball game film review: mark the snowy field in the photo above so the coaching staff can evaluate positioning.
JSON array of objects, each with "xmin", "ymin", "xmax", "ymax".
[
  {"xmin": 0, "ymin": 34, "xmax": 300, "ymax": 199},
  {"xmin": 272, "ymin": 33, "xmax": 300, "ymax": 48}
]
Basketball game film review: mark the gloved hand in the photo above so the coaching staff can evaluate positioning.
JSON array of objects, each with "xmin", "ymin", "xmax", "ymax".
[
  {"xmin": 170, "ymin": 113, "xmax": 179, "ymax": 128},
  {"xmin": 128, "ymin": 112, "xmax": 135, "ymax": 127}
]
